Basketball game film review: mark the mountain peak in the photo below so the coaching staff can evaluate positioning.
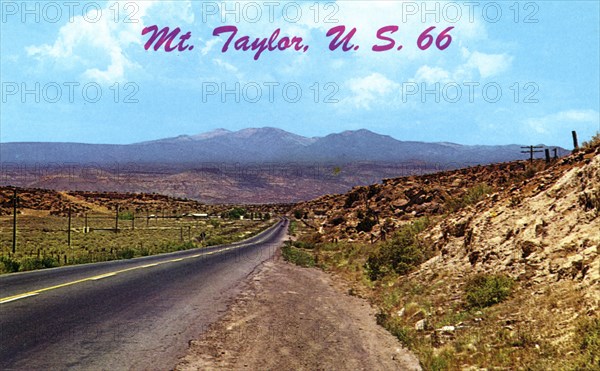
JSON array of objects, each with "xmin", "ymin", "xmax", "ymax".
[
  {"xmin": 333, "ymin": 129, "xmax": 385, "ymax": 137},
  {"xmin": 191, "ymin": 128, "xmax": 232, "ymax": 140}
]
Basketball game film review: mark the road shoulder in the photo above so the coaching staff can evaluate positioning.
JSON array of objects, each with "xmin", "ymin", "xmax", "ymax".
[{"xmin": 176, "ymin": 252, "xmax": 421, "ymax": 370}]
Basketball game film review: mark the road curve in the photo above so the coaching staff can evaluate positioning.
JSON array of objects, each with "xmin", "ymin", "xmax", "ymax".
[{"xmin": 0, "ymin": 218, "xmax": 288, "ymax": 370}]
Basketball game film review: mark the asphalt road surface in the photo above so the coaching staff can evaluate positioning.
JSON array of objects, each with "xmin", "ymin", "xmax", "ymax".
[{"xmin": 0, "ymin": 219, "xmax": 288, "ymax": 370}]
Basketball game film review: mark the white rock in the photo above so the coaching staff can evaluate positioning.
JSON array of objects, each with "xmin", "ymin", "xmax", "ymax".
[
  {"xmin": 415, "ymin": 319, "xmax": 427, "ymax": 331},
  {"xmin": 438, "ymin": 325, "xmax": 456, "ymax": 332}
]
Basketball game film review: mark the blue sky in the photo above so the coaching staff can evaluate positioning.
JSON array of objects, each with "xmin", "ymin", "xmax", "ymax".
[{"xmin": 1, "ymin": 0, "xmax": 599, "ymax": 148}]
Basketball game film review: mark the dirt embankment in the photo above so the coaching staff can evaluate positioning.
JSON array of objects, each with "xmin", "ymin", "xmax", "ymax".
[{"xmin": 176, "ymin": 253, "xmax": 421, "ymax": 371}]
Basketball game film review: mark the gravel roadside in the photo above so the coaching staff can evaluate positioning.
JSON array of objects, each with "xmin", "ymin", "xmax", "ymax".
[{"xmin": 176, "ymin": 252, "xmax": 421, "ymax": 370}]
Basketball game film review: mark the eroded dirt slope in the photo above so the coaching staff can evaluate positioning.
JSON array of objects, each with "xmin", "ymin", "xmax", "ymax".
[{"xmin": 176, "ymin": 254, "xmax": 421, "ymax": 371}]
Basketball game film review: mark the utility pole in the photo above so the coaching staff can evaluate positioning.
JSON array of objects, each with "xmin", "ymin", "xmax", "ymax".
[
  {"xmin": 572, "ymin": 131, "xmax": 579, "ymax": 150},
  {"xmin": 12, "ymin": 188, "xmax": 17, "ymax": 254},
  {"xmin": 68, "ymin": 206, "xmax": 72, "ymax": 247},
  {"xmin": 521, "ymin": 145, "xmax": 544, "ymax": 163},
  {"xmin": 115, "ymin": 204, "xmax": 119, "ymax": 233}
]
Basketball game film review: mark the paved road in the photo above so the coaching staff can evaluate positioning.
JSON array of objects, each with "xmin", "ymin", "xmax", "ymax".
[{"xmin": 0, "ymin": 219, "xmax": 288, "ymax": 370}]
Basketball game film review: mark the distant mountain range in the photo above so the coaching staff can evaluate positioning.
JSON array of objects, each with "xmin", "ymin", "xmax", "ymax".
[{"xmin": 0, "ymin": 127, "xmax": 569, "ymax": 165}]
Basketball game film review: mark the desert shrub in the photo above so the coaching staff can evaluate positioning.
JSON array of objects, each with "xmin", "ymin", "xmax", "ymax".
[
  {"xmin": 293, "ymin": 209, "xmax": 304, "ymax": 219},
  {"xmin": 0, "ymin": 256, "xmax": 20, "ymax": 273},
  {"xmin": 582, "ymin": 132, "xmax": 600, "ymax": 149},
  {"xmin": 523, "ymin": 162, "xmax": 546, "ymax": 179},
  {"xmin": 206, "ymin": 236, "xmax": 229, "ymax": 246},
  {"xmin": 19, "ymin": 256, "xmax": 59, "ymax": 271},
  {"xmin": 356, "ymin": 216, "xmax": 377, "ymax": 233},
  {"xmin": 446, "ymin": 183, "xmax": 494, "ymax": 212},
  {"xmin": 331, "ymin": 215, "xmax": 345, "ymax": 226},
  {"xmin": 156, "ymin": 241, "xmax": 196, "ymax": 252},
  {"xmin": 578, "ymin": 189, "xmax": 600, "ymax": 213},
  {"xmin": 463, "ymin": 183, "xmax": 494, "ymax": 205},
  {"xmin": 365, "ymin": 218, "xmax": 430, "ymax": 280},
  {"xmin": 288, "ymin": 221, "xmax": 297, "ymax": 235},
  {"xmin": 282, "ymin": 243, "xmax": 315, "ymax": 267},
  {"xmin": 367, "ymin": 184, "xmax": 380, "ymax": 199},
  {"xmin": 224, "ymin": 207, "xmax": 246, "ymax": 219},
  {"xmin": 293, "ymin": 240, "xmax": 316, "ymax": 250},
  {"xmin": 181, "ymin": 241, "xmax": 196, "ymax": 250},
  {"xmin": 116, "ymin": 248, "xmax": 135, "ymax": 259},
  {"xmin": 118, "ymin": 211, "xmax": 134, "ymax": 220},
  {"xmin": 571, "ymin": 316, "xmax": 600, "ymax": 369},
  {"xmin": 344, "ymin": 191, "xmax": 361, "ymax": 208},
  {"xmin": 464, "ymin": 274, "xmax": 514, "ymax": 308},
  {"xmin": 375, "ymin": 311, "xmax": 413, "ymax": 347},
  {"xmin": 420, "ymin": 348, "xmax": 455, "ymax": 371},
  {"xmin": 70, "ymin": 255, "xmax": 93, "ymax": 265}
]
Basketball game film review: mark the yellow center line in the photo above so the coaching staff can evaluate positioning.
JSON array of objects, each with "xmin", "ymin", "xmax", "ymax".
[
  {"xmin": 0, "ymin": 292, "xmax": 40, "ymax": 304},
  {"xmin": 0, "ymin": 237, "xmax": 272, "ymax": 304},
  {"xmin": 90, "ymin": 273, "xmax": 117, "ymax": 280}
]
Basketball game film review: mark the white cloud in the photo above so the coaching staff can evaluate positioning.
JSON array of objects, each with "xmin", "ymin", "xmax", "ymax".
[
  {"xmin": 346, "ymin": 72, "xmax": 400, "ymax": 109},
  {"xmin": 312, "ymin": 1, "xmax": 512, "ymax": 102},
  {"xmin": 213, "ymin": 58, "xmax": 239, "ymax": 74},
  {"xmin": 463, "ymin": 50, "xmax": 513, "ymax": 78},
  {"xmin": 201, "ymin": 38, "xmax": 221, "ymax": 56},
  {"xmin": 525, "ymin": 109, "xmax": 600, "ymax": 134},
  {"xmin": 412, "ymin": 48, "xmax": 513, "ymax": 83},
  {"xmin": 414, "ymin": 66, "xmax": 451, "ymax": 84},
  {"xmin": 26, "ymin": 1, "xmax": 194, "ymax": 84}
]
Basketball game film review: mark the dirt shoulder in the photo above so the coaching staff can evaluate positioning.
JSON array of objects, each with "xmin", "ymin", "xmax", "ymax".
[{"xmin": 176, "ymin": 252, "xmax": 421, "ymax": 371}]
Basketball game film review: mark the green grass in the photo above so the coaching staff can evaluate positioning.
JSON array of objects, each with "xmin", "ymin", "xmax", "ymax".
[
  {"xmin": 118, "ymin": 211, "xmax": 135, "ymax": 220},
  {"xmin": 365, "ymin": 217, "xmax": 431, "ymax": 280},
  {"xmin": 288, "ymin": 220, "xmax": 297, "ymax": 236},
  {"xmin": 281, "ymin": 242, "xmax": 315, "ymax": 267},
  {"xmin": 464, "ymin": 274, "xmax": 514, "ymax": 308},
  {"xmin": 572, "ymin": 316, "xmax": 600, "ymax": 369},
  {"xmin": 0, "ymin": 215, "xmax": 273, "ymax": 273},
  {"xmin": 446, "ymin": 183, "xmax": 494, "ymax": 212}
]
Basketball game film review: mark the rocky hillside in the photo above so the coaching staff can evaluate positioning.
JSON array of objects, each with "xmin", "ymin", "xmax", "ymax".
[
  {"xmin": 425, "ymin": 148, "xmax": 599, "ymax": 288},
  {"xmin": 296, "ymin": 147, "xmax": 598, "ymax": 245},
  {"xmin": 291, "ymin": 143, "xmax": 599, "ymax": 369},
  {"xmin": 0, "ymin": 188, "xmax": 290, "ymax": 217}
]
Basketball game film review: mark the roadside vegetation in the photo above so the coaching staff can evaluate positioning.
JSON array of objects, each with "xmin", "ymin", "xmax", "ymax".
[
  {"xmin": 281, "ymin": 220, "xmax": 316, "ymax": 267},
  {"xmin": 582, "ymin": 131, "xmax": 600, "ymax": 149},
  {"xmin": 289, "ymin": 216, "xmax": 598, "ymax": 370},
  {"xmin": 445, "ymin": 183, "xmax": 494, "ymax": 213},
  {"xmin": 0, "ymin": 214, "xmax": 274, "ymax": 274},
  {"xmin": 365, "ymin": 217, "xmax": 431, "ymax": 280},
  {"xmin": 281, "ymin": 241, "xmax": 315, "ymax": 268}
]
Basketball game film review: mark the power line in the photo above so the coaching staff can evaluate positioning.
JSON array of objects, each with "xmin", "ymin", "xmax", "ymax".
[{"xmin": 520, "ymin": 145, "xmax": 544, "ymax": 163}]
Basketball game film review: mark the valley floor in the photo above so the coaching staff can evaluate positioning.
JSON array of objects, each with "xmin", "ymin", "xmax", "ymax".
[{"xmin": 176, "ymin": 251, "xmax": 421, "ymax": 371}]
